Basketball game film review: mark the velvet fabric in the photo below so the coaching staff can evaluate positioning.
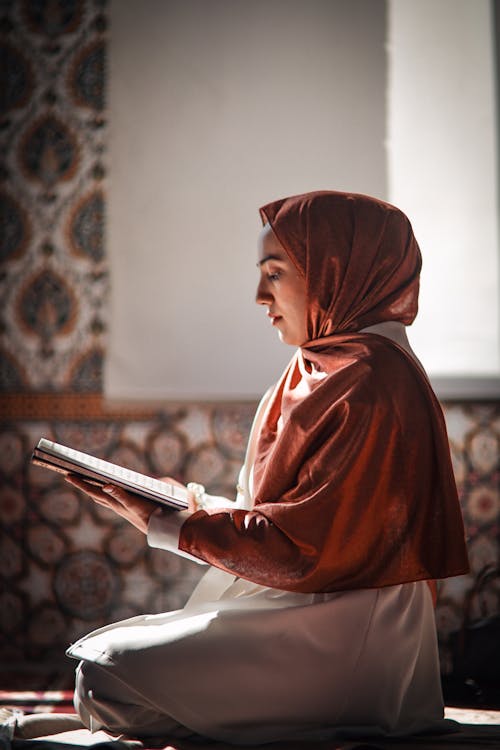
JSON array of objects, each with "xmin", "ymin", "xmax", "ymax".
[
  {"xmin": 261, "ymin": 190, "xmax": 422, "ymax": 337},
  {"xmin": 179, "ymin": 191, "xmax": 469, "ymax": 593}
]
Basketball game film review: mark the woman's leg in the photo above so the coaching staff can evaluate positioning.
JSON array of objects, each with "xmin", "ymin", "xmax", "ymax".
[
  {"xmin": 74, "ymin": 661, "xmax": 195, "ymax": 739},
  {"xmin": 13, "ymin": 713, "xmax": 86, "ymax": 739}
]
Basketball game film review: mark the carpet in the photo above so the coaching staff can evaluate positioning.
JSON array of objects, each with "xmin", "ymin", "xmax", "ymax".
[
  {"xmin": 0, "ymin": 693, "xmax": 75, "ymax": 716},
  {"xmin": 1, "ymin": 692, "xmax": 499, "ymax": 749}
]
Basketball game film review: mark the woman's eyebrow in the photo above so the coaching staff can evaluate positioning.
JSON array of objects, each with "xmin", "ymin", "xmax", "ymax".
[{"xmin": 256, "ymin": 254, "xmax": 282, "ymax": 267}]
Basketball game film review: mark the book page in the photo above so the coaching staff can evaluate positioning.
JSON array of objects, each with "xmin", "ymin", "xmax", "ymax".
[{"xmin": 36, "ymin": 438, "xmax": 188, "ymax": 508}]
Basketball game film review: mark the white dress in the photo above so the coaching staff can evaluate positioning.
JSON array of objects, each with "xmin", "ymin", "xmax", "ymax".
[{"xmin": 68, "ymin": 390, "xmax": 449, "ymax": 744}]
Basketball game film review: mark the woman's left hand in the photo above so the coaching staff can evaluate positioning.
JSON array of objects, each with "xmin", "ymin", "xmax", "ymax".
[{"xmin": 65, "ymin": 475, "xmax": 158, "ymax": 534}]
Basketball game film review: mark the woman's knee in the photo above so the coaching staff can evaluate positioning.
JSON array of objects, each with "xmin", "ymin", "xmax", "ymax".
[
  {"xmin": 74, "ymin": 661, "xmax": 102, "ymax": 730},
  {"xmin": 73, "ymin": 660, "xmax": 177, "ymax": 736},
  {"xmin": 75, "ymin": 660, "xmax": 101, "ymax": 703}
]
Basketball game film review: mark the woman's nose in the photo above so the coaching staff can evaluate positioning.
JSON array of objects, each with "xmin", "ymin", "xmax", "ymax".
[{"xmin": 255, "ymin": 278, "xmax": 272, "ymax": 305}]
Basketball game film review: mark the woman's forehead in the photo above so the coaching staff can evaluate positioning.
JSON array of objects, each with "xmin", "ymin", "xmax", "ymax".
[{"xmin": 257, "ymin": 224, "xmax": 287, "ymax": 262}]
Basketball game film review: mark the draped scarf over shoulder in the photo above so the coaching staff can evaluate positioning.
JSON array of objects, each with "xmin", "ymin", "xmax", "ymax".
[{"xmin": 179, "ymin": 191, "xmax": 469, "ymax": 592}]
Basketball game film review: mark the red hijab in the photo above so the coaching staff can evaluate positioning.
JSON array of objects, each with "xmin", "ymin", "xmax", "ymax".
[{"xmin": 180, "ymin": 191, "xmax": 469, "ymax": 592}]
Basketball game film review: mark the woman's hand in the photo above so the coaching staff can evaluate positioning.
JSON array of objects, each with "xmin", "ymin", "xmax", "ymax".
[
  {"xmin": 65, "ymin": 475, "xmax": 158, "ymax": 534},
  {"xmin": 159, "ymin": 476, "xmax": 199, "ymax": 513}
]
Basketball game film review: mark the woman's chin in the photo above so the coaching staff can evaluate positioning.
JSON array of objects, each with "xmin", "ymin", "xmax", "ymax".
[{"xmin": 278, "ymin": 331, "xmax": 301, "ymax": 347}]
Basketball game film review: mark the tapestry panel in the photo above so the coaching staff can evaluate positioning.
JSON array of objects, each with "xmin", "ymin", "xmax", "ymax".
[{"xmin": 1, "ymin": 0, "xmax": 107, "ymax": 393}]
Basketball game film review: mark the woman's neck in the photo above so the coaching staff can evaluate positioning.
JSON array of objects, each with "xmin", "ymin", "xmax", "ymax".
[
  {"xmin": 360, "ymin": 321, "xmax": 427, "ymax": 374},
  {"xmin": 360, "ymin": 321, "xmax": 409, "ymax": 349}
]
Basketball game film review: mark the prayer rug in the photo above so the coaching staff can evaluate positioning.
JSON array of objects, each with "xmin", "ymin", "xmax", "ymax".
[
  {"xmin": 0, "ymin": 691, "xmax": 75, "ymax": 715},
  {"xmin": 1, "ymin": 693, "xmax": 500, "ymax": 750}
]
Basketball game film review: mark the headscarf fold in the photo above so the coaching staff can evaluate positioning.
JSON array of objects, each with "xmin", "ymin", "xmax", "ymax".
[
  {"xmin": 259, "ymin": 190, "xmax": 422, "ymax": 338},
  {"xmin": 179, "ymin": 191, "xmax": 469, "ymax": 592}
]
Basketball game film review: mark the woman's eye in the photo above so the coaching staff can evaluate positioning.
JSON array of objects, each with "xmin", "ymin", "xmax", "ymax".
[{"xmin": 267, "ymin": 271, "xmax": 281, "ymax": 282}]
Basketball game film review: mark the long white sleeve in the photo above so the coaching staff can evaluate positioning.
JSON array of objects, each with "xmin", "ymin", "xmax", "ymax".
[
  {"xmin": 147, "ymin": 492, "xmax": 238, "ymax": 563},
  {"xmin": 147, "ymin": 388, "xmax": 272, "ymax": 564},
  {"xmin": 147, "ymin": 507, "xmax": 204, "ymax": 563}
]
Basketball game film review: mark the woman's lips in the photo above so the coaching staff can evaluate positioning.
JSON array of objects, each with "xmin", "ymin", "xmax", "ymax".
[{"xmin": 269, "ymin": 314, "xmax": 282, "ymax": 326}]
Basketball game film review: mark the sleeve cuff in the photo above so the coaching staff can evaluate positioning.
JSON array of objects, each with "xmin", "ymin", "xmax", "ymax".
[{"xmin": 147, "ymin": 508, "xmax": 208, "ymax": 564}]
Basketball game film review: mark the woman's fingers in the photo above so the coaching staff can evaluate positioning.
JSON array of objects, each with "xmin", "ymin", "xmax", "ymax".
[
  {"xmin": 102, "ymin": 484, "xmax": 133, "ymax": 504},
  {"xmin": 66, "ymin": 476, "xmax": 131, "ymax": 505},
  {"xmin": 101, "ymin": 485, "xmax": 153, "ymax": 515},
  {"xmin": 65, "ymin": 477, "xmax": 137, "ymax": 514},
  {"xmin": 65, "ymin": 475, "xmax": 112, "ymax": 503},
  {"xmin": 186, "ymin": 488, "xmax": 199, "ymax": 513},
  {"xmin": 65, "ymin": 475, "xmax": 164, "ymax": 534}
]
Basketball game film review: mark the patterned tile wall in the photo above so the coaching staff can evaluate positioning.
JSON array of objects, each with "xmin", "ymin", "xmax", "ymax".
[
  {"xmin": 436, "ymin": 405, "xmax": 500, "ymax": 675},
  {"xmin": 0, "ymin": 0, "xmax": 499, "ymax": 688},
  {"xmin": 0, "ymin": 404, "xmax": 255, "ymax": 686},
  {"xmin": 1, "ymin": 0, "xmax": 107, "ymax": 393},
  {"xmin": 1, "ymin": 403, "xmax": 499, "ymax": 687}
]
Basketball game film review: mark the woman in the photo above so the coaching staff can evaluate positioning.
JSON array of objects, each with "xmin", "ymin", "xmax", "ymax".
[{"xmin": 50, "ymin": 192, "xmax": 471, "ymax": 743}]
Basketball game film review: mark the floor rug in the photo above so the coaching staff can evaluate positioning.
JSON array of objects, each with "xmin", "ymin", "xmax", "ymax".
[
  {"xmin": 1, "ymin": 692, "xmax": 499, "ymax": 749},
  {"xmin": 0, "ymin": 692, "xmax": 75, "ymax": 715}
]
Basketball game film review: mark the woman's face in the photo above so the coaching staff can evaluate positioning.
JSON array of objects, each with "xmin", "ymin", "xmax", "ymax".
[{"xmin": 256, "ymin": 224, "xmax": 308, "ymax": 346}]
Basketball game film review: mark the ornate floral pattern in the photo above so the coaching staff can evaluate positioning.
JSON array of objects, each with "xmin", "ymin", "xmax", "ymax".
[
  {"xmin": 1, "ymin": 0, "xmax": 108, "ymax": 394},
  {"xmin": 0, "ymin": 41, "xmax": 34, "ymax": 112},
  {"xmin": 17, "ymin": 268, "xmax": 77, "ymax": 340},
  {"xmin": 0, "ymin": 190, "xmax": 31, "ymax": 262},
  {"xmin": 54, "ymin": 550, "xmax": 119, "ymax": 620},
  {"xmin": 67, "ymin": 190, "xmax": 105, "ymax": 261},
  {"xmin": 68, "ymin": 39, "xmax": 105, "ymax": 110},
  {"xmin": 19, "ymin": 115, "xmax": 80, "ymax": 185},
  {"xmin": 20, "ymin": 0, "xmax": 85, "ymax": 38}
]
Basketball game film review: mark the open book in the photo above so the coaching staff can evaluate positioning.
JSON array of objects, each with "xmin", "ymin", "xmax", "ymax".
[{"xmin": 32, "ymin": 438, "xmax": 189, "ymax": 510}]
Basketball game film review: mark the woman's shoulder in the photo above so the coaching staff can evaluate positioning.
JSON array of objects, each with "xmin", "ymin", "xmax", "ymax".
[
  {"xmin": 322, "ymin": 333, "xmax": 434, "ymax": 411},
  {"xmin": 350, "ymin": 333, "xmax": 427, "ymax": 382}
]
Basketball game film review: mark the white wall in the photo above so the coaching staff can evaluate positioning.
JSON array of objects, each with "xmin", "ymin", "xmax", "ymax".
[
  {"xmin": 106, "ymin": 0, "xmax": 499, "ymax": 401},
  {"xmin": 387, "ymin": 0, "xmax": 500, "ymax": 383},
  {"xmin": 106, "ymin": 0, "xmax": 387, "ymax": 400}
]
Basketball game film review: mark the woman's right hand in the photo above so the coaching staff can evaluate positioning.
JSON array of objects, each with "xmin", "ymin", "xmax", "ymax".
[
  {"xmin": 65, "ymin": 475, "xmax": 158, "ymax": 534},
  {"xmin": 159, "ymin": 476, "xmax": 199, "ymax": 513}
]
